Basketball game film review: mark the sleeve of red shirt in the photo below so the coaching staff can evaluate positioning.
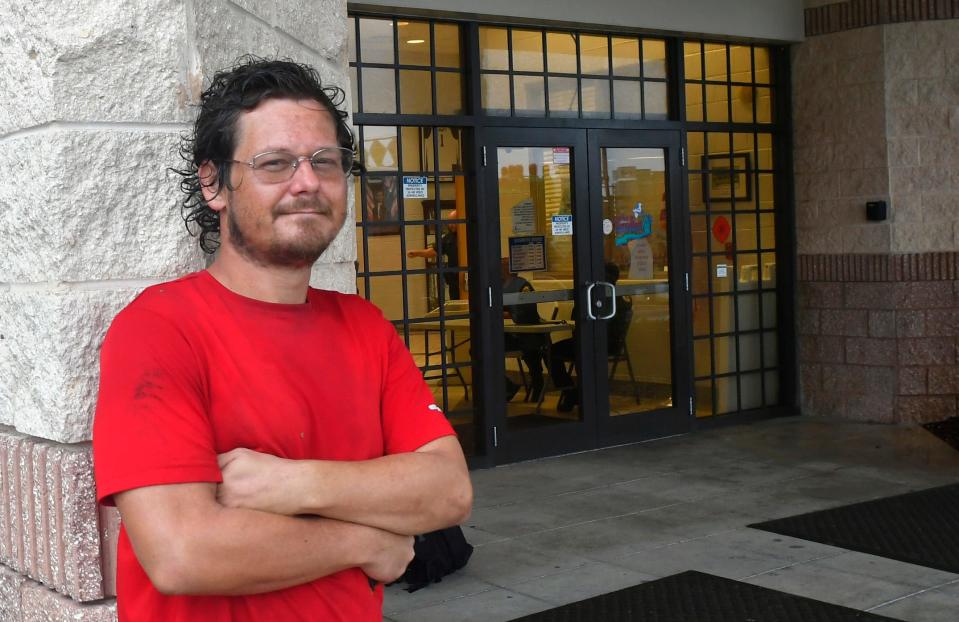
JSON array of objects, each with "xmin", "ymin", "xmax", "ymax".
[
  {"xmin": 93, "ymin": 306, "xmax": 222, "ymax": 506},
  {"xmin": 375, "ymin": 310, "xmax": 456, "ymax": 455}
]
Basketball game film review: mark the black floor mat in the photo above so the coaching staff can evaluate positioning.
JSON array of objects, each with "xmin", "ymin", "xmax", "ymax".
[
  {"xmin": 750, "ymin": 483, "xmax": 959, "ymax": 574},
  {"xmin": 923, "ymin": 416, "xmax": 959, "ymax": 453},
  {"xmin": 509, "ymin": 570, "xmax": 900, "ymax": 621}
]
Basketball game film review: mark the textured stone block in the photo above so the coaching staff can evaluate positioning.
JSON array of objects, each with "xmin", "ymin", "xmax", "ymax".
[
  {"xmin": 20, "ymin": 582, "xmax": 115, "ymax": 622},
  {"xmin": 898, "ymin": 337, "xmax": 956, "ymax": 366},
  {"xmin": 845, "ymin": 337, "xmax": 896, "ymax": 366},
  {"xmin": 0, "ymin": 0, "xmax": 190, "ymax": 134},
  {"xmin": 796, "ymin": 225, "xmax": 844, "ymax": 255},
  {"xmin": 868, "ymin": 310, "xmax": 896, "ymax": 338},
  {"xmin": 820, "ymin": 309, "xmax": 868, "ymax": 336},
  {"xmin": 274, "ymin": 0, "xmax": 348, "ymax": 62},
  {"xmin": 896, "ymin": 309, "xmax": 925, "ymax": 338},
  {"xmin": 0, "ymin": 288, "xmax": 139, "ymax": 443},
  {"xmin": 797, "ymin": 309, "xmax": 821, "ymax": 336},
  {"xmin": 896, "ymin": 282, "xmax": 957, "ymax": 310},
  {"xmin": 799, "ymin": 335, "xmax": 845, "ymax": 364},
  {"xmin": 838, "ymin": 167, "xmax": 888, "ymax": 199},
  {"xmin": 896, "ymin": 395, "xmax": 957, "ymax": 424},
  {"xmin": 0, "ymin": 130, "xmax": 204, "ymax": 283},
  {"xmin": 0, "ymin": 432, "xmax": 103, "ymax": 602},
  {"xmin": 844, "ymin": 282, "xmax": 895, "ymax": 310},
  {"xmin": 310, "ymin": 261, "xmax": 356, "ymax": 295},
  {"xmin": 922, "ymin": 192, "xmax": 959, "ymax": 222},
  {"xmin": 928, "ymin": 366, "xmax": 959, "ymax": 394},
  {"xmin": 97, "ymin": 508, "xmax": 119, "ymax": 598},
  {"xmin": 924, "ymin": 308, "xmax": 959, "ymax": 336},
  {"xmin": 898, "ymin": 367, "xmax": 927, "ymax": 396},
  {"xmin": 844, "ymin": 390, "xmax": 895, "ymax": 423},
  {"xmin": 798, "ymin": 282, "xmax": 844, "ymax": 310},
  {"xmin": 0, "ymin": 563, "xmax": 26, "ymax": 622},
  {"xmin": 892, "ymin": 221, "xmax": 956, "ymax": 253}
]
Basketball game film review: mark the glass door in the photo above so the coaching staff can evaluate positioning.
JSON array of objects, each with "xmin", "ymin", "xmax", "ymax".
[{"xmin": 587, "ymin": 130, "xmax": 691, "ymax": 442}]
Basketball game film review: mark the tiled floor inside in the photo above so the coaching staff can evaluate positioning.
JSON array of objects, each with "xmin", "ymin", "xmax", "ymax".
[{"xmin": 383, "ymin": 417, "xmax": 959, "ymax": 621}]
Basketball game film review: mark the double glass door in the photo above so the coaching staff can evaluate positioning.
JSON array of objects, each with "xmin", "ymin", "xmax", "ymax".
[{"xmin": 484, "ymin": 128, "xmax": 690, "ymax": 462}]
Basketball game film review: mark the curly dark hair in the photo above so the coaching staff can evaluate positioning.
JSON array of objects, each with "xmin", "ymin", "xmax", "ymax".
[{"xmin": 172, "ymin": 56, "xmax": 356, "ymax": 254}]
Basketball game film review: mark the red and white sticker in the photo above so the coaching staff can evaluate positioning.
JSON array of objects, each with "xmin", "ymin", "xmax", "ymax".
[{"xmin": 552, "ymin": 147, "xmax": 570, "ymax": 164}]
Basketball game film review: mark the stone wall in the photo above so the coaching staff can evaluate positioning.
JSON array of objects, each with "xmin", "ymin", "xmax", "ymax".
[
  {"xmin": 0, "ymin": 0, "xmax": 351, "ymax": 617},
  {"xmin": 793, "ymin": 7, "xmax": 959, "ymax": 424}
]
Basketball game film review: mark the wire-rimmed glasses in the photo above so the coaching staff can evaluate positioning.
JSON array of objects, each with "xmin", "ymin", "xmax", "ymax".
[{"xmin": 229, "ymin": 147, "xmax": 355, "ymax": 183}]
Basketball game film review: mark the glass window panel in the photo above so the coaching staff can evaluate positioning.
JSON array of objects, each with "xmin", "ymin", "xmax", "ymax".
[
  {"xmin": 704, "ymin": 42, "xmax": 728, "ymax": 81},
  {"xmin": 758, "ymin": 173, "xmax": 775, "ymax": 210},
  {"xmin": 548, "ymin": 76, "xmax": 579, "ymax": 117},
  {"xmin": 711, "ymin": 256, "xmax": 736, "ymax": 296},
  {"xmin": 348, "ymin": 18, "xmax": 357, "ymax": 63},
  {"xmin": 733, "ymin": 133, "xmax": 755, "ymax": 161},
  {"xmin": 362, "ymin": 126, "xmax": 398, "ymax": 172},
  {"xmin": 694, "ymin": 338, "xmax": 711, "ymax": 376},
  {"xmin": 740, "ymin": 373, "xmax": 763, "ymax": 410},
  {"xmin": 580, "ymin": 34, "xmax": 609, "ymax": 75},
  {"xmin": 693, "ymin": 295, "xmax": 711, "ymax": 336},
  {"xmin": 644, "ymin": 81, "xmax": 668, "ymax": 120},
  {"xmin": 764, "ymin": 331, "xmax": 778, "ymax": 367},
  {"xmin": 735, "ymin": 213, "xmax": 759, "ymax": 251},
  {"xmin": 611, "ymin": 37, "xmax": 640, "ymax": 77},
  {"xmin": 434, "ymin": 23, "xmax": 461, "ymax": 68},
  {"xmin": 369, "ymin": 275, "xmax": 406, "ymax": 321},
  {"xmin": 359, "ymin": 18, "xmax": 395, "ymax": 64},
  {"xmin": 712, "ymin": 296, "xmax": 735, "ymax": 335},
  {"xmin": 512, "ymin": 29, "xmax": 544, "ymax": 72},
  {"xmin": 398, "ymin": 21, "xmax": 431, "ymax": 65},
  {"xmin": 732, "ymin": 86, "xmax": 754, "ymax": 123},
  {"xmin": 705, "ymin": 84, "xmax": 729, "ymax": 122},
  {"xmin": 349, "ymin": 66, "xmax": 358, "ymax": 113},
  {"xmin": 707, "ymin": 132, "xmax": 731, "ymax": 156},
  {"xmin": 612, "ymin": 80, "xmax": 641, "ymax": 120},
  {"xmin": 402, "ymin": 268, "xmax": 432, "ymax": 319},
  {"xmin": 756, "ymin": 87, "xmax": 773, "ymax": 123},
  {"xmin": 730, "ymin": 44, "xmax": 752, "ymax": 82},
  {"xmin": 737, "ymin": 293, "xmax": 760, "ymax": 331},
  {"xmin": 761, "ymin": 252, "xmax": 777, "ymax": 287},
  {"xmin": 400, "ymin": 70, "xmax": 433, "ymax": 114},
  {"xmin": 514, "ymin": 75, "xmax": 546, "ymax": 117},
  {"xmin": 713, "ymin": 336, "xmax": 736, "ymax": 374},
  {"xmin": 695, "ymin": 379, "xmax": 714, "ymax": 417},
  {"xmin": 691, "ymin": 215, "xmax": 708, "ymax": 254},
  {"xmin": 737, "ymin": 253, "xmax": 760, "ymax": 291},
  {"xmin": 687, "ymin": 132, "xmax": 705, "ymax": 170},
  {"xmin": 581, "ymin": 78, "xmax": 610, "ymax": 118},
  {"xmin": 708, "ymin": 214, "xmax": 733, "ymax": 254},
  {"xmin": 683, "ymin": 41, "xmax": 702, "ymax": 80},
  {"xmin": 754, "ymin": 47, "xmax": 772, "ymax": 84},
  {"xmin": 685, "ymin": 83, "xmax": 703, "ymax": 122},
  {"xmin": 692, "ymin": 258, "xmax": 710, "ymax": 297},
  {"xmin": 689, "ymin": 174, "xmax": 705, "ymax": 212},
  {"xmin": 739, "ymin": 333, "xmax": 761, "ymax": 371},
  {"xmin": 482, "ymin": 73, "xmax": 511, "ymax": 115},
  {"xmin": 759, "ymin": 212, "xmax": 776, "ymax": 250},
  {"xmin": 765, "ymin": 370, "xmax": 779, "ymax": 405},
  {"xmin": 547, "ymin": 31, "xmax": 578, "ymax": 73},
  {"xmin": 436, "ymin": 72, "xmax": 464, "ymax": 115},
  {"xmin": 715, "ymin": 375, "xmax": 738, "ymax": 414},
  {"xmin": 642, "ymin": 39, "xmax": 667, "ymax": 79},
  {"xmin": 362, "ymin": 68, "xmax": 396, "ymax": 114},
  {"xmin": 399, "ymin": 126, "xmax": 424, "ymax": 172},
  {"xmin": 757, "ymin": 133, "xmax": 774, "ymax": 170},
  {"xmin": 419, "ymin": 128, "xmax": 464, "ymax": 172},
  {"xmin": 762, "ymin": 292, "xmax": 777, "ymax": 328},
  {"xmin": 479, "ymin": 27, "xmax": 509, "ymax": 70}
]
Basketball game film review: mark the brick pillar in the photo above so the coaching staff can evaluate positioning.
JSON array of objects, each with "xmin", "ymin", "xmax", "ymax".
[{"xmin": 0, "ymin": 1, "xmax": 351, "ymax": 618}]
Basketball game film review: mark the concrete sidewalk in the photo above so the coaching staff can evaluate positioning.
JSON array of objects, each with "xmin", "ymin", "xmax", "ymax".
[{"xmin": 384, "ymin": 417, "xmax": 959, "ymax": 621}]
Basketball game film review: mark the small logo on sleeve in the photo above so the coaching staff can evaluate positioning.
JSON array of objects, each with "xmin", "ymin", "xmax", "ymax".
[{"xmin": 427, "ymin": 403, "xmax": 444, "ymax": 414}]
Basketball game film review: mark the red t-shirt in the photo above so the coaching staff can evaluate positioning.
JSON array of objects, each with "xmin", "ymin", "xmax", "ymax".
[{"xmin": 93, "ymin": 271, "xmax": 455, "ymax": 621}]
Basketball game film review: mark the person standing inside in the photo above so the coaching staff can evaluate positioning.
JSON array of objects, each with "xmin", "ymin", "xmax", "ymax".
[
  {"xmin": 407, "ymin": 209, "xmax": 462, "ymax": 300},
  {"xmin": 93, "ymin": 57, "xmax": 472, "ymax": 622}
]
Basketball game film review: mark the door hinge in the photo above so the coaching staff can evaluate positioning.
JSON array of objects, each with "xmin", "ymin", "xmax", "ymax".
[
  {"xmin": 681, "ymin": 147, "xmax": 686, "ymax": 167},
  {"xmin": 684, "ymin": 272, "xmax": 689, "ymax": 292},
  {"xmin": 482, "ymin": 146, "xmax": 487, "ymax": 166},
  {"xmin": 488, "ymin": 286, "xmax": 493, "ymax": 307},
  {"xmin": 493, "ymin": 425, "xmax": 498, "ymax": 447},
  {"xmin": 689, "ymin": 397, "xmax": 694, "ymax": 415}
]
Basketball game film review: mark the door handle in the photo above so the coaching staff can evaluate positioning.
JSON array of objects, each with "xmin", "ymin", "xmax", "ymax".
[{"xmin": 585, "ymin": 281, "xmax": 616, "ymax": 321}]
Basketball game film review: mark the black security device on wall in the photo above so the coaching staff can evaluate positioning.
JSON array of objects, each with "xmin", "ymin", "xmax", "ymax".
[{"xmin": 866, "ymin": 200, "xmax": 887, "ymax": 221}]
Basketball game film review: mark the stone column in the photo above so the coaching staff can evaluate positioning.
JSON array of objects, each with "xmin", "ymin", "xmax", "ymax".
[{"xmin": 0, "ymin": 1, "xmax": 352, "ymax": 618}]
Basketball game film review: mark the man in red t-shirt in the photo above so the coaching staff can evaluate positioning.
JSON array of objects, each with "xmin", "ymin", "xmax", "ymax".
[{"xmin": 92, "ymin": 57, "xmax": 473, "ymax": 621}]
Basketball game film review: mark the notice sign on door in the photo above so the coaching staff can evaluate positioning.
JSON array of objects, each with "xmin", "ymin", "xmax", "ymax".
[
  {"xmin": 552, "ymin": 147, "xmax": 570, "ymax": 164},
  {"xmin": 508, "ymin": 236, "xmax": 547, "ymax": 272},
  {"xmin": 512, "ymin": 199, "xmax": 536, "ymax": 234},
  {"xmin": 551, "ymin": 214, "xmax": 573, "ymax": 236},
  {"xmin": 402, "ymin": 176, "xmax": 428, "ymax": 199}
]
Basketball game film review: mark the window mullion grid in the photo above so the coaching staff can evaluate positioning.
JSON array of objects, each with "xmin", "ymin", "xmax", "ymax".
[
  {"xmin": 353, "ymin": 18, "xmax": 364, "ymax": 113},
  {"xmin": 605, "ymin": 35, "xmax": 614, "ymax": 119},
  {"xmin": 507, "ymin": 27, "xmax": 516, "ymax": 116},
  {"xmin": 392, "ymin": 19, "xmax": 401, "ymax": 114},
  {"xmin": 575, "ymin": 33, "xmax": 583, "ymax": 118},
  {"xmin": 430, "ymin": 21, "xmax": 438, "ymax": 116},
  {"xmin": 542, "ymin": 30, "xmax": 550, "ymax": 117},
  {"xmin": 638, "ymin": 36, "xmax": 646, "ymax": 120}
]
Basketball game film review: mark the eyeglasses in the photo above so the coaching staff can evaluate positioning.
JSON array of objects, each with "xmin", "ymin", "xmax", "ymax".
[{"xmin": 229, "ymin": 147, "xmax": 355, "ymax": 183}]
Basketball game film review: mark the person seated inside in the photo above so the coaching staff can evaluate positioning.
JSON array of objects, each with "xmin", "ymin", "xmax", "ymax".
[
  {"xmin": 550, "ymin": 262, "xmax": 632, "ymax": 412},
  {"xmin": 501, "ymin": 258, "xmax": 547, "ymax": 402}
]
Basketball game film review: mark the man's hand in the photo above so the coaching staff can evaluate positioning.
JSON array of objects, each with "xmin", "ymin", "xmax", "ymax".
[{"xmin": 217, "ymin": 448, "xmax": 303, "ymax": 515}]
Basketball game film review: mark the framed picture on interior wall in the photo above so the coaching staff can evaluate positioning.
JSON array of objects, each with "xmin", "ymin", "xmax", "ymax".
[
  {"xmin": 705, "ymin": 153, "xmax": 751, "ymax": 202},
  {"xmin": 364, "ymin": 176, "xmax": 401, "ymax": 236}
]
